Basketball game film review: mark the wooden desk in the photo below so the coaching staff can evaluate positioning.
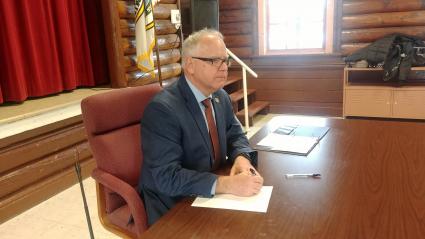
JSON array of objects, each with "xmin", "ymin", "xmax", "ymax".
[{"xmin": 142, "ymin": 117, "xmax": 425, "ymax": 239}]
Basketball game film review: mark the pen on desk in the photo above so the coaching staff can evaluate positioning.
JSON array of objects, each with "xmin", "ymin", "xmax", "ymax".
[
  {"xmin": 285, "ymin": 173, "xmax": 321, "ymax": 178},
  {"xmin": 249, "ymin": 168, "xmax": 257, "ymax": 176}
]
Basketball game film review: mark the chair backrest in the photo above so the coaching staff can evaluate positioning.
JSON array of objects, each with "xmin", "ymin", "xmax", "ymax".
[{"xmin": 81, "ymin": 84, "xmax": 161, "ymax": 210}]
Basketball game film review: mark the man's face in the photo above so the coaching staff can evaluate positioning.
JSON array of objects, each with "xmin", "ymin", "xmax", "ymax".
[{"xmin": 185, "ymin": 35, "xmax": 228, "ymax": 96}]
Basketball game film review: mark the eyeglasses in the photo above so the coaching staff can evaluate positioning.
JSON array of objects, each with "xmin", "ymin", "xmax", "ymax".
[{"xmin": 191, "ymin": 56, "xmax": 232, "ymax": 68}]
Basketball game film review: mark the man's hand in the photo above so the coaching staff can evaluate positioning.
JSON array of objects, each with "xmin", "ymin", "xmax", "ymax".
[
  {"xmin": 215, "ymin": 155, "xmax": 263, "ymax": 196},
  {"xmin": 230, "ymin": 155, "xmax": 260, "ymax": 176},
  {"xmin": 215, "ymin": 173, "xmax": 264, "ymax": 196}
]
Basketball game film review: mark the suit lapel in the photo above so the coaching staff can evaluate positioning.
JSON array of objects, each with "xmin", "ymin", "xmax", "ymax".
[{"xmin": 177, "ymin": 76, "xmax": 214, "ymax": 159}]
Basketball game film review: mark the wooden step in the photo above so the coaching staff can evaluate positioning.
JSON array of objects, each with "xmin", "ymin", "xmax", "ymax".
[
  {"xmin": 229, "ymin": 89, "xmax": 256, "ymax": 103},
  {"xmin": 224, "ymin": 75, "xmax": 241, "ymax": 87},
  {"xmin": 223, "ymin": 76, "xmax": 242, "ymax": 94},
  {"xmin": 229, "ymin": 89, "xmax": 256, "ymax": 113},
  {"xmin": 236, "ymin": 101, "xmax": 270, "ymax": 126}
]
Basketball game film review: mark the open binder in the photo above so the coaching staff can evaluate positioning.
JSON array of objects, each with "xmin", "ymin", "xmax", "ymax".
[{"xmin": 254, "ymin": 126, "xmax": 330, "ymax": 156}]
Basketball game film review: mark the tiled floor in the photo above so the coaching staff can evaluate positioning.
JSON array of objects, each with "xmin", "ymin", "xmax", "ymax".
[{"xmin": 0, "ymin": 113, "xmax": 277, "ymax": 239}]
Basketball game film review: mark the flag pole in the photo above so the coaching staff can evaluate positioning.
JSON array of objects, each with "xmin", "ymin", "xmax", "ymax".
[
  {"xmin": 177, "ymin": 0, "xmax": 184, "ymax": 43},
  {"xmin": 152, "ymin": 3, "xmax": 162, "ymax": 87},
  {"xmin": 153, "ymin": 34, "xmax": 162, "ymax": 87}
]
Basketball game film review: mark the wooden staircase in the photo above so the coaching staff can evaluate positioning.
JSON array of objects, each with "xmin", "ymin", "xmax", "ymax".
[{"xmin": 223, "ymin": 75, "xmax": 270, "ymax": 126}]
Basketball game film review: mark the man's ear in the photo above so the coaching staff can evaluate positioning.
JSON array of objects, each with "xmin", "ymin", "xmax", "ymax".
[{"xmin": 186, "ymin": 57, "xmax": 195, "ymax": 74}]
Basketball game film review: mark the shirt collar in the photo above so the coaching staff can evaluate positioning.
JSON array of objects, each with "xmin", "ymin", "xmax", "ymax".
[{"xmin": 185, "ymin": 76, "xmax": 212, "ymax": 103}]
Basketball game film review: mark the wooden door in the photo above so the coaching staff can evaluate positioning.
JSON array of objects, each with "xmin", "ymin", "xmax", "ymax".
[
  {"xmin": 393, "ymin": 90, "xmax": 425, "ymax": 119},
  {"xmin": 344, "ymin": 89, "xmax": 392, "ymax": 117}
]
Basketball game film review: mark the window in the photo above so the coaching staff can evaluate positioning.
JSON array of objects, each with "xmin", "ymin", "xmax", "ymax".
[{"xmin": 258, "ymin": 0, "xmax": 335, "ymax": 55}]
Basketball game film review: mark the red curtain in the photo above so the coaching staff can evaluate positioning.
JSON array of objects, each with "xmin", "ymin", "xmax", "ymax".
[{"xmin": 0, "ymin": 0, "xmax": 109, "ymax": 104}]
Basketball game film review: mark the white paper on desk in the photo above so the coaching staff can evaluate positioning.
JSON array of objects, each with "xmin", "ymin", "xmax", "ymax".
[
  {"xmin": 191, "ymin": 186, "xmax": 273, "ymax": 213},
  {"xmin": 257, "ymin": 134, "xmax": 318, "ymax": 155}
]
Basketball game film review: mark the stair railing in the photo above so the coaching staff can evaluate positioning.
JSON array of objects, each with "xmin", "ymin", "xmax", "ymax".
[{"xmin": 227, "ymin": 48, "xmax": 258, "ymax": 131}]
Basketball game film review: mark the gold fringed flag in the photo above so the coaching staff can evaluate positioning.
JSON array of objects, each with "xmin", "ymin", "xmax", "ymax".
[{"xmin": 135, "ymin": 0, "xmax": 155, "ymax": 78}]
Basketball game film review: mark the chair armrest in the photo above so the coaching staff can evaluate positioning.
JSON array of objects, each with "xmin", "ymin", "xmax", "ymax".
[{"xmin": 91, "ymin": 168, "xmax": 147, "ymax": 234}]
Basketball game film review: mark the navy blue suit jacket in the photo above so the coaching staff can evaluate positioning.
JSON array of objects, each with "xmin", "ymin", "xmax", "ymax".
[{"xmin": 138, "ymin": 75, "xmax": 257, "ymax": 225}]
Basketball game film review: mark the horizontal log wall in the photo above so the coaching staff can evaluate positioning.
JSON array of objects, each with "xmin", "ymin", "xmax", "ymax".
[
  {"xmin": 219, "ymin": 0, "xmax": 344, "ymax": 116},
  {"xmin": 0, "ymin": 116, "xmax": 95, "ymax": 223},
  {"xmin": 156, "ymin": 0, "xmax": 425, "ymax": 116},
  {"xmin": 220, "ymin": 0, "xmax": 257, "ymax": 58},
  {"xmin": 220, "ymin": 0, "xmax": 425, "ymax": 116},
  {"xmin": 102, "ymin": 0, "xmax": 181, "ymax": 87},
  {"xmin": 341, "ymin": 0, "xmax": 425, "ymax": 55},
  {"xmin": 179, "ymin": 0, "xmax": 256, "ymax": 57},
  {"xmin": 150, "ymin": 1, "xmax": 182, "ymax": 84}
]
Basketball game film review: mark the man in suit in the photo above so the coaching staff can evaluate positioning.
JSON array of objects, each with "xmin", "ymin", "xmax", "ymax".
[{"xmin": 138, "ymin": 29, "xmax": 264, "ymax": 226}]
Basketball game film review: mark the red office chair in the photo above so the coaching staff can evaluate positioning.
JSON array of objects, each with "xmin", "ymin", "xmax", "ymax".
[{"xmin": 81, "ymin": 84, "xmax": 161, "ymax": 238}]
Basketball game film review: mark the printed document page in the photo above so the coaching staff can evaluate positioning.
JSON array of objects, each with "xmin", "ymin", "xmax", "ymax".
[{"xmin": 191, "ymin": 186, "xmax": 273, "ymax": 213}]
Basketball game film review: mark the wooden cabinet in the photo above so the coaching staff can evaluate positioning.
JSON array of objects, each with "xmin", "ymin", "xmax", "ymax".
[
  {"xmin": 393, "ymin": 90, "xmax": 425, "ymax": 119},
  {"xmin": 343, "ymin": 67, "xmax": 425, "ymax": 119}
]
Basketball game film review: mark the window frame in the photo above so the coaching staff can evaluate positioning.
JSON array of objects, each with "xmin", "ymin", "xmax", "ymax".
[{"xmin": 258, "ymin": 0, "xmax": 335, "ymax": 56}]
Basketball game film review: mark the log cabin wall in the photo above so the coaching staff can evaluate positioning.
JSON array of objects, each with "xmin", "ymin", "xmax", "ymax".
[
  {"xmin": 219, "ymin": 0, "xmax": 344, "ymax": 116},
  {"xmin": 180, "ymin": 0, "xmax": 257, "ymax": 57},
  {"xmin": 341, "ymin": 0, "xmax": 425, "ymax": 55},
  {"xmin": 102, "ymin": 0, "xmax": 182, "ymax": 87},
  {"xmin": 220, "ymin": 0, "xmax": 257, "ymax": 58},
  {"xmin": 217, "ymin": 0, "xmax": 425, "ymax": 116},
  {"xmin": 0, "ymin": 117, "xmax": 95, "ymax": 223}
]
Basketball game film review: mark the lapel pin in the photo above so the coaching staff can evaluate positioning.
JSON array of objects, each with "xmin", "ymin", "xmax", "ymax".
[{"xmin": 214, "ymin": 97, "xmax": 220, "ymax": 103}]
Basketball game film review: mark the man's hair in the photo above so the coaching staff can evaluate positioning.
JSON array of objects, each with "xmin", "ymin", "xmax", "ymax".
[{"xmin": 181, "ymin": 28, "xmax": 224, "ymax": 66}]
